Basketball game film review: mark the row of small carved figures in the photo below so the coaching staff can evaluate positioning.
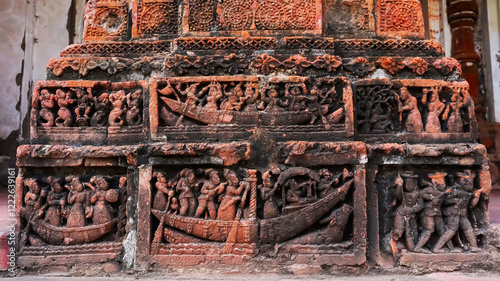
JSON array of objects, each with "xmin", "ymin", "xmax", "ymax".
[
  {"xmin": 358, "ymin": 86, "xmax": 473, "ymax": 134},
  {"xmin": 21, "ymin": 176, "xmax": 127, "ymax": 228},
  {"xmin": 32, "ymin": 88, "xmax": 143, "ymax": 127},
  {"xmin": 389, "ymin": 170, "xmax": 488, "ymax": 254},
  {"xmin": 152, "ymin": 167, "xmax": 351, "ymax": 221}
]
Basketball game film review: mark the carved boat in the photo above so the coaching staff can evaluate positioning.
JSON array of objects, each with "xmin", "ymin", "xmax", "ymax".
[
  {"xmin": 31, "ymin": 219, "xmax": 118, "ymax": 245},
  {"xmin": 151, "ymin": 179, "xmax": 353, "ymax": 244},
  {"xmin": 161, "ymin": 97, "xmax": 314, "ymax": 126},
  {"xmin": 151, "ymin": 210, "xmax": 256, "ymax": 243},
  {"xmin": 259, "ymin": 178, "xmax": 353, "ymax": 244}
]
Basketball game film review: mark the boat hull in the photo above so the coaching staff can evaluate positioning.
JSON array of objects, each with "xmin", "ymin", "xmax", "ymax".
[{"xmin": 31, "ymin": 219, "xmax": 117, "ymax": 245}]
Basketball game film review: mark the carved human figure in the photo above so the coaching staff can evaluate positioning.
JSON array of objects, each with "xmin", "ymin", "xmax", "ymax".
[
  {"xmin": 38, "ymin": 89, "xmax": 56, "ymax": 127},
  {"xmin": 413, "ymin": 172, "xmax": 451, "ymax": 253},
  {"xmin": 65, "ymin": 176, "xmax": 91, "ymax": 228},
  {"xmin": 259, "ymin": 171, "xmax": 280, "ymax": 219},
  {"xmin": 195, "ymin": 169, "xmax": 225, "ymax": 219},
  {"xmin": 74, "ymin": 88, "xmax": 92, "ymax": 127},
  {"xmin": 397, "ymin": 87, "xmax": 424, "ymax": 133},
  {"xmin": 55, "ymin": 89, "xmax": 75, "ymax": 127},
  {"xmin": 433, "ymin": 170, "xmax": 480, "ymax": 252},
  {"xmin": 217, "ymin": 169, "xmax": 249, "ymax": 221},
  {"xmin": 43, "ymin": 177, "xmax": 67, "ymax": 227},
  {"xmin": 109, "ymin": 90, "xmax": 126, "ymax": 126},
  {"xmin": 370, "ymin": 104, "xmax": 393, "ymax": 133},
  {"xmin": 22, "ymin": 179, "xmax": 45, "ymax": 218},
  {"xmin": 220, "ymin": 83, "xmax": 244, "ymax": 111},
  {"xmin": 422, "ymin": 88, "xmax": 445, "ymax": 133},
  {"xmin": 242, "ymin": 83, "xmax": 259, "ymax": 111},
  {"xmin": 175, "ymin": 168, "xmax": 197, "ymax": 217},
  {"xmin": 391, "ymin": 174, "xmax": 424, "ymax": 252},
  {"xmin": 285, "ymin": 83, "xmax": 308, "ymax": 111},
  {"xmin": 88, "ymin": 176, "xmax": 119, "ymax": 225},
  {"xmin": 442, "ymin": 89, "xmax": 465, "ymax": 133},
  {"xmin": 199, "ymin": 82, "xmax": 223, "ymax": 111},
  {"xmin": 286, "ymin": 179, "xmax": 315, "ymax": 206},
  {"xmin": 90, "ymin": 93, "xmax": 109, "ymax": 127},
  {"xmin": 317, "ymin": 169, "xmax": 341, "ymax": 199},
  {"xmin": 126, "ymin": 90, "xmax": 142, "ymax": 126},
  {"xmin": 152, "ymin": 172, "xmax": 175, "ymax": 211}
]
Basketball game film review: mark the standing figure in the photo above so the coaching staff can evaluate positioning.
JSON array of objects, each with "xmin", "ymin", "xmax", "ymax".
[
  {"xmin": 55, "ymin": 89, "xmax": 75, "ymax": 127},
  {"xmin": 199, "ymin": 82, "xmax": 223, "ymax": 111},
  {"xmin": 88, "ymin": 176, "xmax": 119, "ymax": 225},
  {"xmin": 242, "ymin": 83, "xmax": 259, "ymax": 111},
  {"xmin": 217, "ymin": 170, "xmax": 249, "ymax": 221},
  {"xmin": 44, "ymin": 177, "xmax": 67, "ymax": 227},
  {"xmin": 413, "ymin": 172, "xmax": 451, "ymax": 253},
  {"xmin": 65, "ymin": 176, "xmax": 91, "ymax": 228},
  {"xmin": 126, "ymin": 90, "xmax": 142, "ymax": 126},
  {"xmin": 109, "ymin": 90, "xmax": 126, "ymax": 127},
  {"xmin": 397, "ymin": 87, "xmax": 424, "ymax": 133},
  {"xmin": 220, "ymin": 83, "xmax": 244, "ymax": 111},
  {"xmin": 195, "ymin": 169, "xmax": 226, "ymax": 219},
  {"xmin": 22, "ymin": 179, "xmax": 45, "ymax": 218},
  {"xmin": 152, "ymin": 172, "xmax": 175, "ymax": 211},
  {"xmin": 391, "ymin": 174, "xmax": 424, "ymax": 252},
  {"xmin": 259, "ymin": 171, "xmax": 280, "ymax": 219},
  {"xmin": 442, "ymin": 89, "xmax": 465, "ymax": 133},
  {"xmin": 422, "ymin": 88, "xmax": 445, "ymax": 133},
  {"xmin": 38, "ymin": 89, "xmax": 56, "ymax": 127},
  {"xmin": 175, "ymin": 168, "xmax": 197, "ymax": 217},
  {"xmin": 90, "ymin": 93, "xmax": 109, "ymax": 127},
  {"xmin": 433, "ymin": 170, "xmax": 480, "ymax": 252},
  {"xmin": 74, "ymin": 88, "xmax": 92, "ymax": 127}
]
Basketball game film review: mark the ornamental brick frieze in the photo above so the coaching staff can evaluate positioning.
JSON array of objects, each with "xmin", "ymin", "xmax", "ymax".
[{"xmin": 184, "ymin": 0, "xmax": 322, "ymax": 35}]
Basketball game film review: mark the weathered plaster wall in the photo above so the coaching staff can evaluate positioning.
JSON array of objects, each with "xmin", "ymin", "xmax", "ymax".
[{"xmin": 0, "ymin": 0, "xmax": 85, "ymax": 184}]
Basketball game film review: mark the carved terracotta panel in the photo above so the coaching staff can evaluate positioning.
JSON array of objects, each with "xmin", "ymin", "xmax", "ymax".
[
  {"xmin": 183, "ymin": 0, "xmax": 322, "ymax": 36},
  {"xmin": 149, "ymin": 76, "xmax": 354, "ymax": 140},
  {"xmin": 355, "ymin": 79, "xmax": 477, "ymax": 142},
  {"xmin": 83, "ymin": 0, "xmax": 130, "ymax": 42},
  {"xmin": 132, "ymin": 0, "xmax": 179, "ymax": 39},
  {"xmin": 376, "ymin": 0, "xmax": 425, "ymax": 39},
  {"xmin": 136, "ymin": 141, "xmax": 367, "ymax": 266},
  {"xmin": 30, "ymin": 80, "xmax": 146, "ymax": 144}
]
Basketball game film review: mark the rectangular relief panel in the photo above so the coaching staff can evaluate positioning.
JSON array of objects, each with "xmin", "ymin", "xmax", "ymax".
[
  {"xmin": 354, "ymin": 79, "xmax": 477, "ymax": 142},
  {"xmin": 375, "ymin": 166, "xmax": 490, "ymax": 264},
  {"xmin": 31, "ymin": 81, "xmax": 147, "ymax": 144},
  {"xmin": 137, "ymin": 141, "xmax": 367, "ymax": 266},
  {"xmin": 183, "ymin": 0, "xmax": 322, "ymax": 36},
  {"xmin": 83, "ymin": 0, "xmax": 130, "ymax": 42},
  {"xmin": 150, "ymin": 76, "xmax": 354, "ymax": 141},
  {"xmin": 16, "ymin": 169, "xmax": 131, "ymax": 266},
  {"xmin": 376, "ymin": 0, "xmax": 425, "ymax": 39},
  {"xmin": 132, "ymin": 0, "xmax": 180, "ymax": 39}
]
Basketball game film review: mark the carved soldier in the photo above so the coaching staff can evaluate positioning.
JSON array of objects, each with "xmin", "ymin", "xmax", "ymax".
[
  {"xmin": 195, "ymin": 169, "xmax": 225, "ymax": 219},
  {"xmin": 433, "ymin": 170, "xmax": 480, "ymax": 252},
  {"xmin": 396, "ymin": 87, "xmax": 423, "ymax": 133},
  {"xmin": 391, "ymin": 174, "xmax": 424, "ymax": 252},
  {"xmin": 152, "ymin": 172, "xmax": 175, "ymax": 211},
  {"xmin": 175, "ymin": 168, "xmax": 197, "ymax": 217},
  {"xmin": 413, "ymin": 172, "xmax": 451, "ymax": 253},
  {"xmin": 54, "ymin": 89, "xmax": 75, "ymax": 127}
]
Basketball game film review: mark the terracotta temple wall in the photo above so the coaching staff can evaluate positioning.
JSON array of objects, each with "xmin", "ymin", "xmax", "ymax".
[{"xmin": 12, "ymin": 0, "xmax": 498, "ymax": 273}]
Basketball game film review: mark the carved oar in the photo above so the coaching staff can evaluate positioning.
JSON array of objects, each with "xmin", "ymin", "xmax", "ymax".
[
  {"xmin": 222, "ymin": 184, "xmax": 250, "ymax": 254},
  {"xmin": 151, "ymin": 211, "xmax": 166, "ymax": 255}
]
